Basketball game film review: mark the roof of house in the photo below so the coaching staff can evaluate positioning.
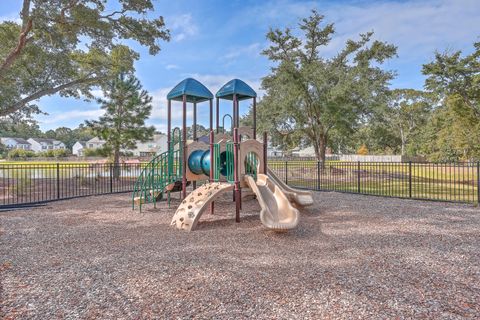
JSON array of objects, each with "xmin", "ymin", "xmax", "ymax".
[
  {"xmin": 29, "ymin": 138, "xmax": 64, "ymax": 145},
  {"xmin": 2, "ymin": 137, "xmax": 31, "ymax": 144},
  {"xmin": 76, "ymin": 141, "xmax": 87, "ymax": 147}
]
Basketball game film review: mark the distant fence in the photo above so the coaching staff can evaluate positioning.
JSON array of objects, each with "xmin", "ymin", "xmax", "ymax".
[
  {"xmin": 0, "ymin": 163, "xmax": 142, "ymax": 208},
  {"xmin": 268, "ymin": 160, "xmax": 480, "ymax": 204},
  {"xmin": 0, "ymin": 161, "xmax": 479, "ymax": 208}
]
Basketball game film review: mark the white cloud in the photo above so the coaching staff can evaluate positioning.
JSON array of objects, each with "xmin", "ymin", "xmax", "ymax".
[
  {"xmin": 235, "ymin": 0, "xmax": 480, "ymax": 60},
  {"xmin": 39, "ymin": 109, "xmax": 104, "ymax": 125},
  {"xmin": 165, "ymin": 64, "xmax": 179, "ymax": 70},
  {"xmin": 168, "ymin": 14, "xmax": 199, "ymax": 42},
  {"xmin": 223, "ymin": 43, "xmax": 263, "ymax": 60}
]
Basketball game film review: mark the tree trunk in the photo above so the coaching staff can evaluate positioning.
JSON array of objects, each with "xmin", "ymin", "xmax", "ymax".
[
  {"xmin": 313, "ymin": 134, "xmax": 327, "ymax": 170},
  {"xmin": 400, "ymin": 128, "xmax": 406, "ymax": 156},
  {"xmin": 113, "ymin": 148, "xmax": 120, "ymax": 179}
]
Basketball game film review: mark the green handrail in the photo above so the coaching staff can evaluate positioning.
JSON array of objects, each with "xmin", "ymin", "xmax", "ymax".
[{"xmin": 132, "ymin": 128, "xmax": 183, "ymax": 212}]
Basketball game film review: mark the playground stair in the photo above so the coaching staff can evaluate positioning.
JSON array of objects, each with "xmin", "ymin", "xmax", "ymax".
[{"xmin": 132, "ymin": 148, "xmax": 182, "ymax": 211}]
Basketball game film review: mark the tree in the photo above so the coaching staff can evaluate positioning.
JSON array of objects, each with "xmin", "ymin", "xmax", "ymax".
[
  {"xmin": 420, "ymin": 41, "xmax": 480, "ymax": 161},
  {"xmin": 423, "ymin": 42, "xmax": 480, "ymax": 116},
  {"xmin": 259, "ymin": 10, "xmax": 397, "ymax": 162},
  {"xmin": 0, "ymin": 0, "xmax": 169, "ymax": 118},
  {"xmin": 374, "ymin": 89, "xmax": 432, "ymax": 156},
  {"xmin": 86, "ymin": 74, "xmax": 154, "ymax": 177}
]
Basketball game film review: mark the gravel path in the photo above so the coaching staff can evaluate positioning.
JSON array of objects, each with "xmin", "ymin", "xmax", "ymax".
[{"xmin": 1, "ymin": 191, "xmax": 479, "ymax": 319}]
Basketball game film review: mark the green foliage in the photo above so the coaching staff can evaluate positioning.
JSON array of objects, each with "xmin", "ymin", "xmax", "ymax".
[
  {"xmin": 83, "ymin": 146, "xmax": 111, "ymax": 157},
  {"xmin": 7, "ymin": 148, "xmax": 36, "ymax": 159},
  {"xmin": 86, "ymin": 73, "xmax": 154, "ymax": 175},
  {"xmin": 255, "ymin": 10, "xmax": 396, "ymax": 161},
  {"xmin": 419, "ymin": 42, "xmax": 480, "ymax": 161},
  {"xmin": 0, "ymin": 0, "xmax": 169, "ymax": 117},
  {"xmin": 37, "ymin": 149, "xmax": 70, "ymax": 158}
]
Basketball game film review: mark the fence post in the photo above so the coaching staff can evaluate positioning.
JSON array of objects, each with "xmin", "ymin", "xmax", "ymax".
[
  {"xmin": 56, "ymin": 162, "xmax": 60, "ymax": 199},
  {"xmin": 409, "ymin": 161, "xmax": 412, "ymax": 198},
  {"xmin": 477, "ymin": 162, "xmax": 479, "ymax": 205},
  {"xmin": 357, "ymin": 161, "xmax": 361, "ymax": 193},
  {"xmin": 285, "ymin": 160, "xmax": 288, "ymax": 185},
  {"xmin": 110, "ymin": 163, "xmax": 113, "ymax": 193},
  {"xmin": 317, "ymin": 161, "xmax": 321, "ymax": 190}
]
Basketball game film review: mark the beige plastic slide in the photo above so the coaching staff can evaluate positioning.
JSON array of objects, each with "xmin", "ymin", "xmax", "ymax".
[
  {"xmin": 171, "ymin": 182, "xmax": 233, "ymax": 231},
  {"xmin": 244, "ymin": 174, "xmax": 299, "ymax": 231},
  {"xmin": 267, "ymin": 167, "xmax": 314, "ymax": 206}
]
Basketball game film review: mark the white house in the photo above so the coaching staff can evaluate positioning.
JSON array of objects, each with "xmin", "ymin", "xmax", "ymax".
[
  {"xmin": 85, "ymin": 137, "xmax": 106, "ymax": 149},
  {"xmin": 27, "ymin": 138, "xmax": 66, "ymax": 153},
  {"xmin": 72, "ymin": 141, "xmax": 87, "ymax": 156},
  {"xmin": 131, "ymin": 134, "xmax": 168, "ymax": 157},
  {"xmin": 0, "ymin": 137, "xmax": 31, "ymax": 150},
  {"xmin": 291, "ymin": 146, "xmax": 317, "ymax": 157}
]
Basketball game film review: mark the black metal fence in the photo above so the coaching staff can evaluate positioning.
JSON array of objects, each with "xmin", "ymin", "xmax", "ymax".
[
  {"xmin": 268, "ymin": 160, "xmax": 480, "ymax": 204},
  {"xmin": 0, "ymin": 163, "xmax": 142, "ymax": 208},
  {"xmin": 1, "ymin": 161, "xmax": 479, "ymax": 208}
]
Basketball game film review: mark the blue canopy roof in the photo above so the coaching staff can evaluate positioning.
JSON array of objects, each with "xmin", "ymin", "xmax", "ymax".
[
  {"xmin": 167, "ymin": 78, "xmax": 213, "ymax": 103},
  {"xmin": 216, "ymin": 79, "xmax": 257, "ymax": 101}
]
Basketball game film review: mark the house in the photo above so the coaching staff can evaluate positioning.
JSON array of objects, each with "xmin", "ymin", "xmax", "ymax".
[
  {"xmin": 291, "ymin": 146, "xmax": 317, "ymax": 158},
  {"xmin": 0, "ymin": 137, "xmax": 31, "ymax": 150},
  {"xmin": 131, "ymin": 134, "xmax": 168, "ymax": 157},
  {"xmin": 72, "ymin": 141, "xmax": 87, "ymax": 156},
  {"xmin": 27, "ymin": 138, "xmax": 66, "ymax": 153},
  {"xmin": 85, "ymin": 137, "xmax": 106, "ymax": 149}
]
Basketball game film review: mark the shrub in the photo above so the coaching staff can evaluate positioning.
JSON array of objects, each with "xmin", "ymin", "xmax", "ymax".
[
  {"xmin": 7, "ymin": 149, "xmax": 36, "ymax": 159},
  {"xmin": 357, "ymin": 144, "xmax": 369, "ymax": 155}
]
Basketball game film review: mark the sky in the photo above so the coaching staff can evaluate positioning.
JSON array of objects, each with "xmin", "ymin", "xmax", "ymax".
[{"xmin": 1, "ymin": 0, "xmax": 479, "ymax": 133}]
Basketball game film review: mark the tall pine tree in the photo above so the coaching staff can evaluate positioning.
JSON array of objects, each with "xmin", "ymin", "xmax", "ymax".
[{"xmin": 87, "ymin": 74, "xmax": 155, "ymax": 177}]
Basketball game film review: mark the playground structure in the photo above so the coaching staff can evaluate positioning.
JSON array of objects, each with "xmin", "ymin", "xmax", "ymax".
[{"xmin": 132, "ymin": 78, "xmax": 313, "ymax": 231}]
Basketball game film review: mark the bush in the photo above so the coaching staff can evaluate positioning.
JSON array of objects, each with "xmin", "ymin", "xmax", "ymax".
[
  {"xmin": 7, "ymin": 149, "xmax": 36, "ymax": 159},
  {"xmin": 83, "ymin": 146, "xmax": 111, "ymax": 157},
  {"xmin": 357, "ymin": 144, "xmax": 369, "ymax": 155},
  {"xmin": 38, "ymin": 148, "xmax": 70, "ymax": 158}
]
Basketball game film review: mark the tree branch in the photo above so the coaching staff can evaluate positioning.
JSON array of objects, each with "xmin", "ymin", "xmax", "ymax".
[
  {"xmin": 0, "ymin": 18, "xmax": 33, "ymax": 79},
  {"xmin": 0, "ymin": 76, "xmax": 106, "ymax": 117}
]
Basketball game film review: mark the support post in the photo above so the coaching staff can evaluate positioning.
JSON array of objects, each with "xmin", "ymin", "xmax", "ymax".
[
  {"xmin": 357, "ymin": 161, "xmax": 361, "ymax": 193},
  {"xmin": 253, "ymin": 97, "xmax": 257, "ymax": 140},
  {"xmin": 215, "ymin": 97, "xmax": 219, "ymax": 133},
  {"xmin": 167, "ymin": 99, "xmax": 171, "ymax": 151},
  {"xmin": 182, "ymin": 94, "xmax": 187, "ymax": 199},
  {"xmin": 477, "ymin": 162, "xmax": 480, "ymax": 205},
  {"xmin": 193, "ymin": 102, "xmax": 197, "ymax": 141},
  {"xmin": 56, "ymin": 162, "xmax": 60, "ymax": 199},
  {"xmin": 210, "ymin": 130, "xmax": 215, "ymax": 214},
  {"xmin": 263, "ymin": 131, "xmax": 268, "ymax": 174},
  {"xmin": 285, "ymin": 160, "xmax": 288, "ymax": 185},
  {"xmin": 232, "ymin": 94, "xmax": 237, "ymax": 131},
  {"xmin": 110, "ymin": 163, "xmax": 113, "ymax": 193},
  {"xmin": 317, "ymin": 161, "xmax": 321, "ymax": 190},
  {"xmin": 233, "ymin": 128, "xmax": 241, "ymax": 222},
  {"xmin": 192, "ymin": 101, "xmax": 197, "ymax": 191},
  {"xmin": 409, "ymin": 161, "xmax": 412, "ymax": 198}
]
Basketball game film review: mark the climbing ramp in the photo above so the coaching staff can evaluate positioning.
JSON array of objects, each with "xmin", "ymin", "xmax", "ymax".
[
  {"xmin": 244, "ymin": 174, "xmax": 299, "ymax": 230},
  {"xmin": 171, "ymin": 182, "xmax": 234, "ymax": 231}
]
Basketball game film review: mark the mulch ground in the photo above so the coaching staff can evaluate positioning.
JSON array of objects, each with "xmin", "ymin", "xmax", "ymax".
[{"xmin": 1, "ymin": 191, "xmax": 479, "ymax": 319}]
